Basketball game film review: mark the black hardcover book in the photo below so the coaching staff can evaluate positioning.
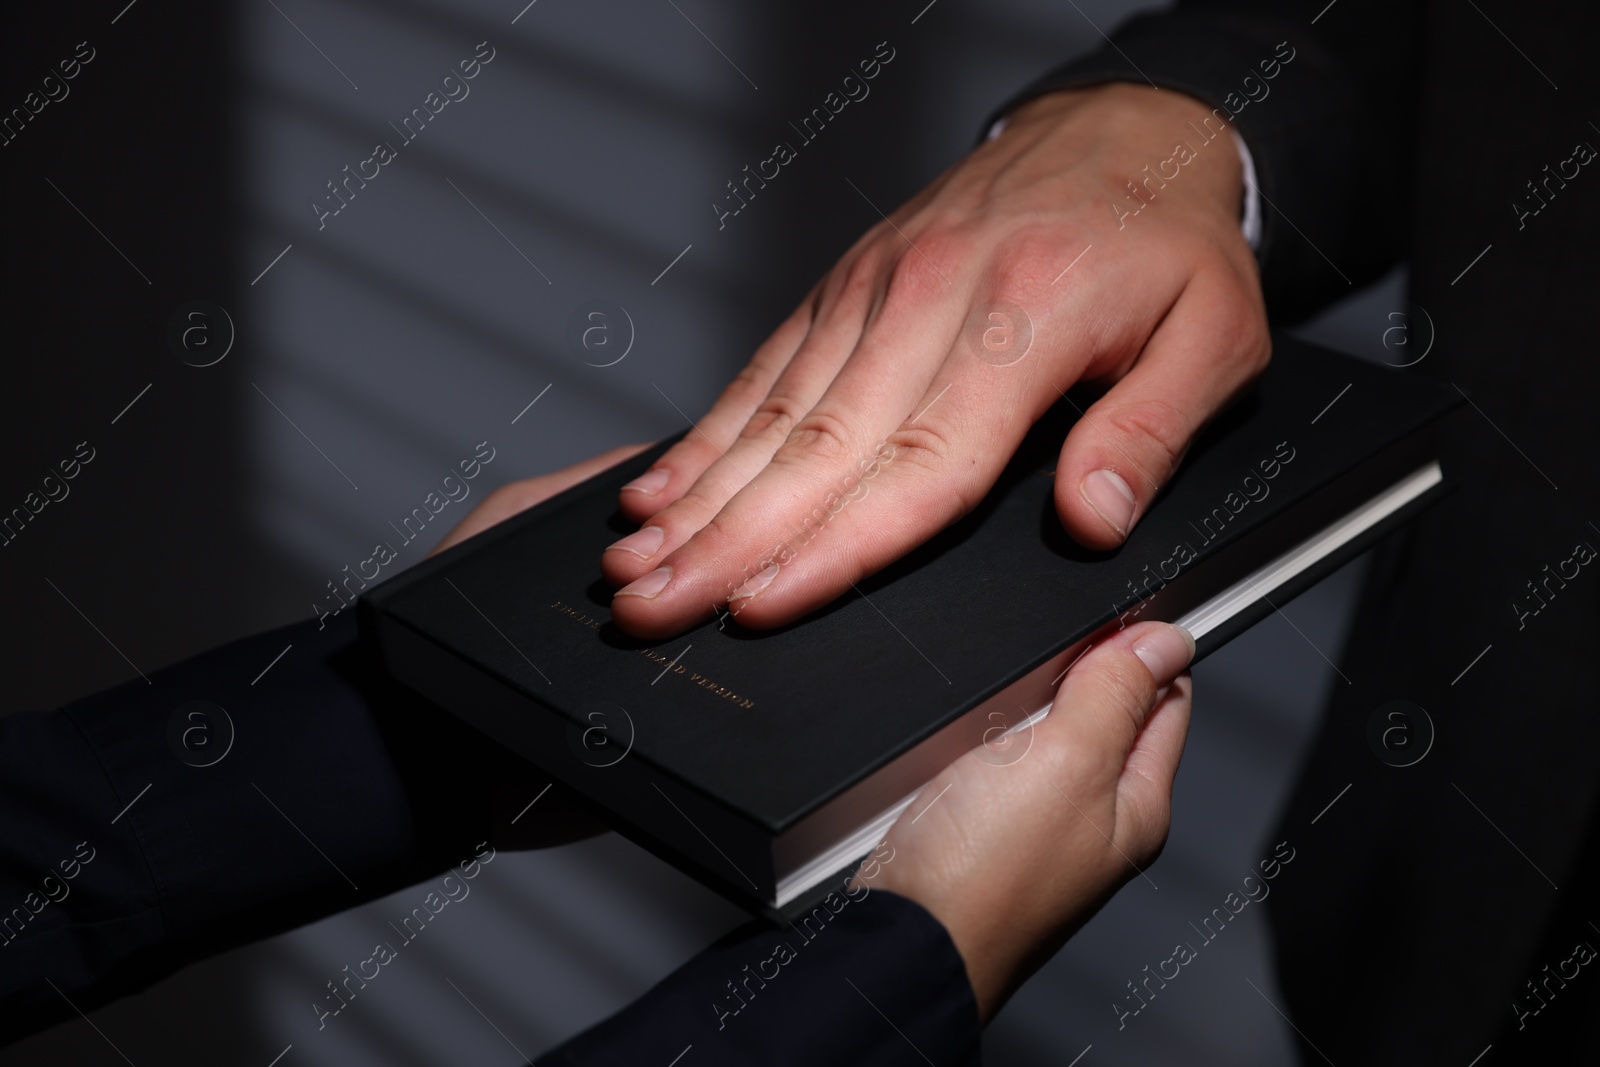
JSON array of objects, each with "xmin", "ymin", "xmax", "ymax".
[{"xmin": 361, "ymin": 335, "xmax": 1459, "ymax": 918}]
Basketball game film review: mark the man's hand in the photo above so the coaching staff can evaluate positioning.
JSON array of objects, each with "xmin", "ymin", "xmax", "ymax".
[
  {"xmin": 603, "ymin": 83, "xmax": 1268, "ymax": 639},
  {"xmin": 866, "ymin": 621, "xmax": 1195, "ymax": 1023}
]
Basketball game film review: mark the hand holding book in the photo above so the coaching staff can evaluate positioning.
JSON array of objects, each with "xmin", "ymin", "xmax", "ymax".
[
  {"xmin": 862, "ymin": 620, "xmax": 1195, "ymax": 1023},
  {"xmin": 368, "ymin": 337, "xmax": 1453, "ymax": 915},
  {"xmin": 433, "ymin": 454, "xmax": 1196, "ymax": 1021}
]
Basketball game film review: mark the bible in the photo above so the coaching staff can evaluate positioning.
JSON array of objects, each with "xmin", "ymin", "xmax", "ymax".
[{"xmin": 361, "ymin": 335, "xmax": 1458, "ymax": 918}]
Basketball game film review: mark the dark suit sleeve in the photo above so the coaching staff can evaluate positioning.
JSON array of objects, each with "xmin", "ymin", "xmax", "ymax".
[
  {"xmin": 990, "ymin": 0, "xmax": 1424, "ymax": 323},
  {"xmin": 0, "ymin": 611, "xmax": 505, "ymax": 1041},
  {"xmin": 0, "ymin": 612, "xmax": 981, "ymax": 1062},
  {"xmin": 538, "ymin": 888, "xmax": 980, "ymax": 1067}
]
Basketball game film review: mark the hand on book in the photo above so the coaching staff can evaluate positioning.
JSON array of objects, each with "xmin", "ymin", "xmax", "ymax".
[
  {"xmin": 861, "ymin": 621, "xmax": 1195, "ymax": 1023},
  {"xmin": 602, "ymin": 83, "xmax": 1267, "ymax": 639}
]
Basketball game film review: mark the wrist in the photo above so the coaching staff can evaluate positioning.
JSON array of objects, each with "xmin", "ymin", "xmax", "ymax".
[
  {"xmin": 865, "ymin": 864, "xmax": 1014, "ymax": 1023},
  {"xmin": 1001, "ymin": 82, "xmax": 1246, "ymax": 234}
]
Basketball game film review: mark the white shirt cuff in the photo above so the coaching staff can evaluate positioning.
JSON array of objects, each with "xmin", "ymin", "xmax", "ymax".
[{"xmin": 1232, "ymin": 129, "xmax": 1262, "ymax": 251}]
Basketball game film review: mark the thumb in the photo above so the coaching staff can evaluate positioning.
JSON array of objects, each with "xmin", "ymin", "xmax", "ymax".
[
  {"xmin": 1054, "ymin": 276, "xmax": 1269, "ymax": 549},
  {"xmin": 1051, "ymin": 621, "xmax": 1196, "ymax": 772}
]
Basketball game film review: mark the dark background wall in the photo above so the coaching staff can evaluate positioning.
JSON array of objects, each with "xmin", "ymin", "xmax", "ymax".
[{"xmin": 0, "ymin": 1, "xmax": 1406, "ymax": 1063}]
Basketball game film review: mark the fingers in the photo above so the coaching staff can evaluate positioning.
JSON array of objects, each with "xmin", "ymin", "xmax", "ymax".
[
  {"xmin": 1042, "ymin": 620, "xmax": 1194, "ymax": 863},
  {"xmin": 602, "ymin": 256, "xmax": 886, "ymax": 586},
  {"xmin": 684, "ymin": 361, "xmax": 1036, "ymax": 630},
  {"xmin": 615, "ymin": 293, "xmax": 815, "ymax": 523},
  {"xmin": 1050, "ymin": 622, "xmax": 1195, "ymax": 781},
  {"xmin": 608, "ymin": 225, "xmax": 1133, "ymax": 633},
  {"xmin": 1054, "ymin": 270, "xmax": 1270, "ymax": 549},
  {"xmin": 609, "ymin": 242, "xmax": 981, "ymax": 637},
  {"xmin": 1114, "ymin": 674, "xmax": 1193, "ymax": 856}
]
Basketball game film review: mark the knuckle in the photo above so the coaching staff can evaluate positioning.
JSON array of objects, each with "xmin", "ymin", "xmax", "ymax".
[
  {"xmin": 883, "ymin": 425, "xmax": 953, "ymax": 505},
  {"xmin": 1058, "ymin": 746, "xmax": 1114, "ymax": 802},
  {"xmin": 1240, "ymin": 318, "xmax": 1272, "ymax": 375},
  {"xmin": 1209, "ymin": 290, "xmax": 1272, "ymax": 376},
  {"xmin": 1120, "ymin": 809, "xmax": 1171, "ymax": 866},
  {"xmin": 880, "ymin": 232, "xmax": 960, "ymax": 308},
  {"xmin": 720, "ymin": 362, "xmax": 771, "ymax": 411},
  {"xmin": 739, "ymin": 392, "xmax": 810, "ymax": 444},
  {"xmin": 885, "ymin": 422, "xmax": 953, "ymax": 470},
  {"xmin": 882, "ymin": 423, "xmax": 980, "ymax": 518},
  {"xmin": 666, "ymin": 483, "xmax": 726, "ymax": 524},
  {"xmin": 829, "ymin": 250, "xmax": 885, "ymax": 313},
  {"xmin": 986, "ymin": 233, "xmax": 1063, "ymax": 303},
  {"xmin": 1088, "ymin": 654, "xmax": 1157, "ymax": 734},
  {"xmin": 660, "ymin": 436, "xmax": 719, "ymax": 478},
  {"xmin": 775, "ymin": 409, "xmax": 857, "ymax": 466},
  {"xmin": 1040, "ymin": 734, "xmax": 1091, "ymax": 785},
  {"xmin": 1103, "ymin": 398, "xmax": 1191, "ymax": 476},
  {"xmin": 690, "ymin": 512, "xmax": 743, "ymax": 567}
]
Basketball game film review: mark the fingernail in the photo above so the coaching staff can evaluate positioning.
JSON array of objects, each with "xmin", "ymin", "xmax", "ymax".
[
  {"xmin": 615, "ymin": 566, "xmax": 673, "ymax": 599},
  {"xmin": 605, "ymin": 525, "xmax": 665, "ymax": 560},
  {"xmin": 728, "ymin": 563, "xmax": 780, "ymax": 604},
  {"xmin": 621, "ymin": 468, "xmax": 670, "ymax": 496},
  {"xmin": 1132, "ymin": 624, "xmax": 1196, "ymax": 685},
  {"xmin": 1080, "ymin": 469, "xmax": 1137, "ymax": 539}
]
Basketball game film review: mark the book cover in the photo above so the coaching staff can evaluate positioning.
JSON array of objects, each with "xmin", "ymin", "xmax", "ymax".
[{"xmin": 361, "ymin": 335, "xmax": 1459, "ymax": 915}]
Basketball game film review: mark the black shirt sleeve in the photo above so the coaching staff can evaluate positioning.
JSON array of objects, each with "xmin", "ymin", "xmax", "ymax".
[
  {"xmin": 0, "ymin": 612, "xmax": 502, "ymax": 1041},
  {"xmin": 0, "ymin": 612, "xmax": 982, "ymax": 1063},
  {"xmin": 539, "ymin": 886, "xmax": 980, "ymax": 1067}
]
